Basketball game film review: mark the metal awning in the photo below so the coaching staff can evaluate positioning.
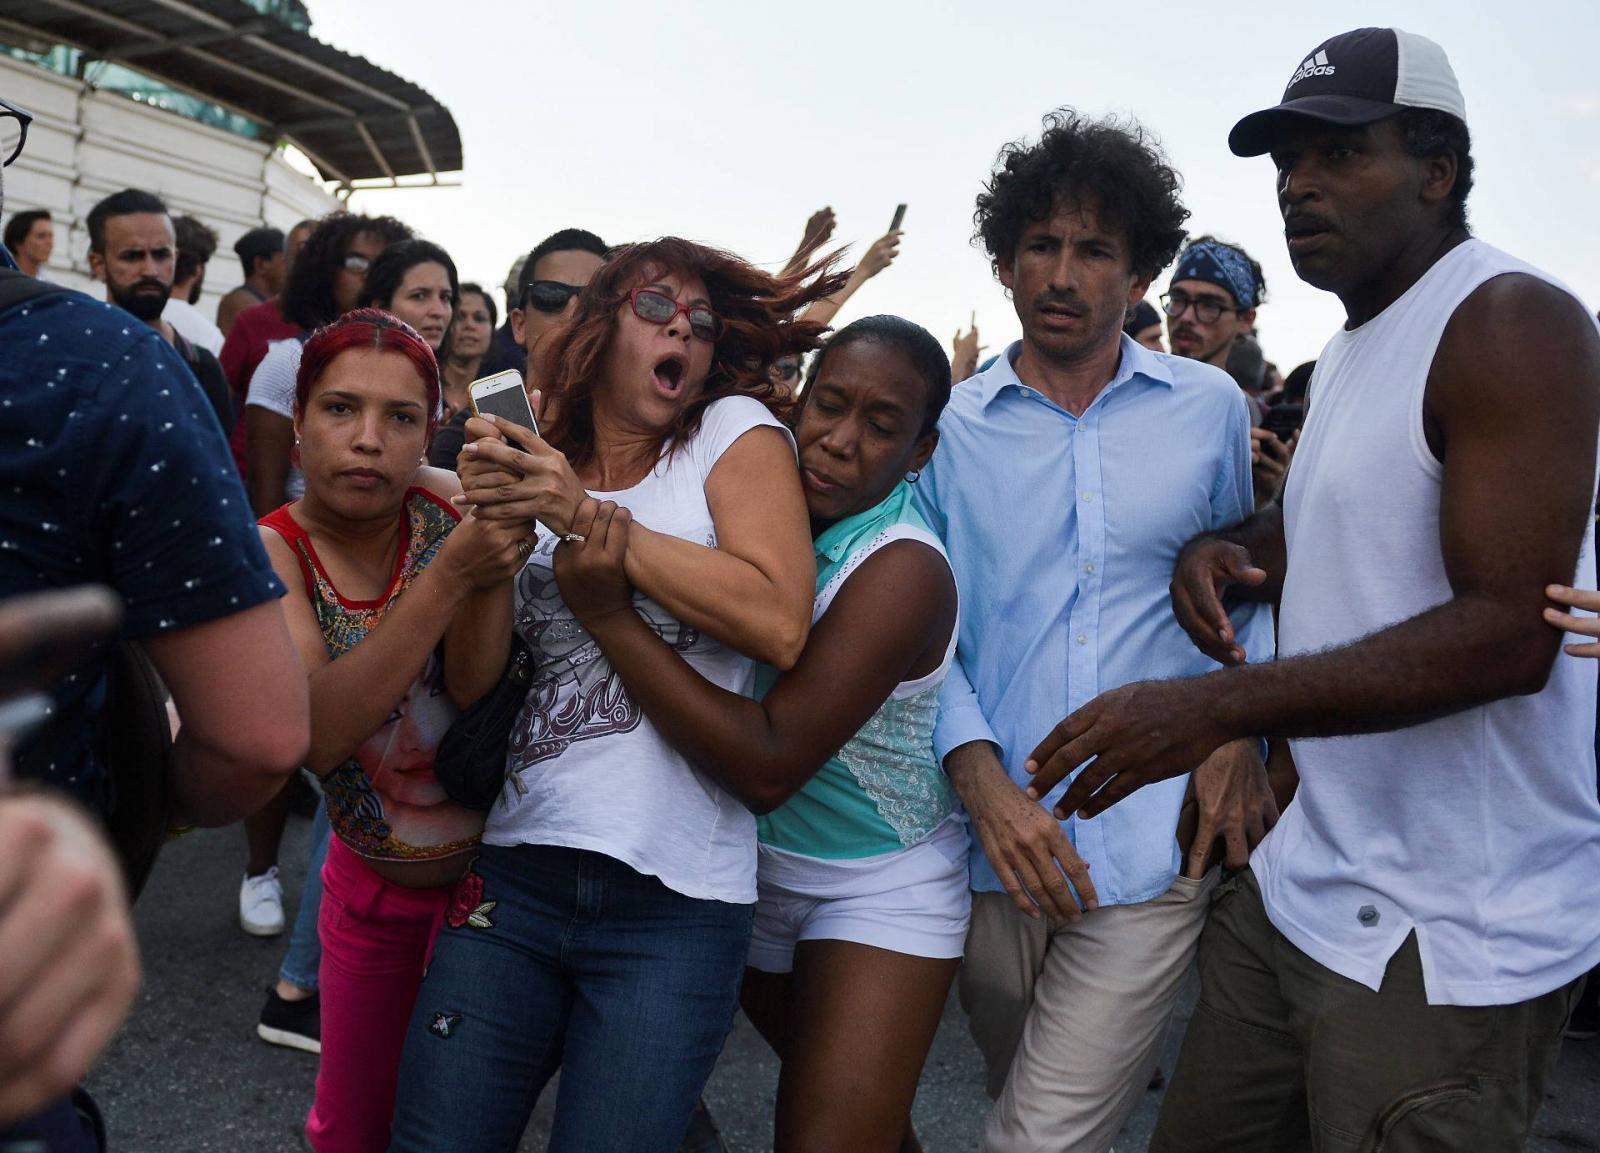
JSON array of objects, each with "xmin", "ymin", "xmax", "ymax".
[{"xmin": 0, "ymin": 0, "xmax": 462, "ymax": 185}]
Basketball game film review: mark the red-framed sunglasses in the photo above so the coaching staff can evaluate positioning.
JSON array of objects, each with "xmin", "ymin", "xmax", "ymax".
[{"xmin": 629, "ymin": 288, "xmax": 724, "ymax": 342}]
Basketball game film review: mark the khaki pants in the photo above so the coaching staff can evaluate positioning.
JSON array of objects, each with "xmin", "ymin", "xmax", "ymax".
[
  {"xmin": 1152, "ymin": 869, "xmax": 1580, "ymax": 1153},
  {"xmin": 959, "ymin": 870, "xmax": 1216, "ymax": 1153}
]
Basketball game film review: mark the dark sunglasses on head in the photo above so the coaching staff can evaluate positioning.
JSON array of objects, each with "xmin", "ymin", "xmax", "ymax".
[
  {"xmin": 629, "ymin": 288, "xmax": 724, "ymax": 342},
  {"xmin": 522, "ymin": 280, "xmax": 584, "ymax": 314}
]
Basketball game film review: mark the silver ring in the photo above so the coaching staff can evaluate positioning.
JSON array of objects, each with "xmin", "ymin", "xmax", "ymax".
[
  {"xmin": 560, "ymin": 532, "xmax": 587, "ymax": 544},
  {"xmin": 516, "ymin": 539, "xmax": 533, "ymax": 558}
]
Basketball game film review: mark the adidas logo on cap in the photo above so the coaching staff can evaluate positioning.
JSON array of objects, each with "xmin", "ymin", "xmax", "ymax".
[{"xmin": 1289, "ymin": 50, "xmax": 1335, "ymax": 85}]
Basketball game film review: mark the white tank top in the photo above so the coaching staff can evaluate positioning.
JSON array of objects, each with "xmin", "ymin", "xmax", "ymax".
[{"xmin": 1253, "ymin": 239, "xmax": 1600, "ymax": 1007}]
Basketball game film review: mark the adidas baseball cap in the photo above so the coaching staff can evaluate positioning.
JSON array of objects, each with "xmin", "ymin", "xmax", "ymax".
[{"xmin": 1229, "ymin": 27, "xmax": 1467, "ymax": 157}]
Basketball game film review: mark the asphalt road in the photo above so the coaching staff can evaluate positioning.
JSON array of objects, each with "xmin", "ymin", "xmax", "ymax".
[{"xmin": 87, "ymin": 816, "xmax": 1600, "ymax": 1152}]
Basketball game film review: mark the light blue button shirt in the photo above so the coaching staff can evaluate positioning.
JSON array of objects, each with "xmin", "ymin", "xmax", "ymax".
[{"xmin": 916, "ymin": 336, "xmax": 1273, "ymax": 906}]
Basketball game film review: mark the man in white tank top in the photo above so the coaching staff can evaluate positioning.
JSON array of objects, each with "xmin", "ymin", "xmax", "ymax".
[{"xmin": 1022, "ymin": 27, "xmax": 1600, "ymax": 1151}]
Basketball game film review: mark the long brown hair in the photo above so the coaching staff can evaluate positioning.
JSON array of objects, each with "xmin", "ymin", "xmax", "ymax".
[{"xmin": 535, "ymin": 236, "xmax": 848, "ymax": 470}]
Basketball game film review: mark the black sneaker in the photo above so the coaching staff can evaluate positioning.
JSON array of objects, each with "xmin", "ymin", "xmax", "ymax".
[{"xmin": 257, "ymin": 987, "xmax": 321, "ymax": 1054}]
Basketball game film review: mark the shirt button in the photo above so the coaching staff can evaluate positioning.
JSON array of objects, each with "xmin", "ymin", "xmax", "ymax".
[
  {"xmin": 1080, "ymin": 492, "xmax": 1093, "ymax": 502},
  {"xmin": 1020, "ymin": 388, "xmax": 1034, "ymax": 398},
  {"xmin": 1084, "ymin": 563, "xmax": 1095, "ymax": 574},
  {"xmin": 1076, "ymin": 634, "xmax": 1088, "ymax": 645}
]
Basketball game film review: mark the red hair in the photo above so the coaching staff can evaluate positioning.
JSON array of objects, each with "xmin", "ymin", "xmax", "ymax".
[
  {"xmin": 534, "ymin": 236, "xmax": 848, "ymax": 470},
  {"xmin": 295, "ymin": 307, "xmax": 442, "ymax": 443}
]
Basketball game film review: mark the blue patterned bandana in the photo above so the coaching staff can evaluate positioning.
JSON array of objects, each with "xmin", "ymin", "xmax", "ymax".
[{"xmin": 1171, "ymin": 241, "xmax": 1258, "ymax": 310}]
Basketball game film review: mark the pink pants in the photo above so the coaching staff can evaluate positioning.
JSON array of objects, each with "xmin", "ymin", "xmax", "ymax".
[{"xmin": 306, "ymin": 836, "xmax": 449, "ymax": 1153}]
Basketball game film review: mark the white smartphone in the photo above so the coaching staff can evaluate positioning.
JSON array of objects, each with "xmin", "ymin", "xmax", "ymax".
[{"xmin": 467, "ymin": 369, "xmax": 539, "ymax": 434}]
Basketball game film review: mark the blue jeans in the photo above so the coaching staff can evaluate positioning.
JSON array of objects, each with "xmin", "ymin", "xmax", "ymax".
[
  {"xmin": 279, "ymin": 804, "xmax": 330, "ymax": 991},
  {"xmin": 387, "ymin": 843, "xmax": 753, "ymax": 1153}
]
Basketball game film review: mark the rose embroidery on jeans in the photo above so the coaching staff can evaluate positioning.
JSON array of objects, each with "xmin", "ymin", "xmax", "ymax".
[{"xmin": 447, "ymin": 869, "xmax": 495, "ymax": 930}]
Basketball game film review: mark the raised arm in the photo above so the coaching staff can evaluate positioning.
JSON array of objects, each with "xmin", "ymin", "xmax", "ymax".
[
  {"xmin": 798, "ymin": 230, "xmax": 903, "ymax": 332},
  {"xmin": 554, "ymin": 502, "xmax": 956, "ymax": 813},
  {"xmin": 1032, "ymin": 274, "xmax": 1600, "ymax": 816},
  {"xmin": 780, "ymin": 207, "xmax": 837, "ymax": 278}
]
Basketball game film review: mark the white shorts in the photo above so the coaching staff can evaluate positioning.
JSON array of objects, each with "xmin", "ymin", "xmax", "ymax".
[{"xmin": 747, "ymin": 815, "xmax": 972, "ymax": 973}]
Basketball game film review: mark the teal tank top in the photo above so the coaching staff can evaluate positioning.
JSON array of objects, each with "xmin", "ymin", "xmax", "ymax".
[{"xmin": 755, "ymin": 482, "xmax": 958, "ymax": 859}]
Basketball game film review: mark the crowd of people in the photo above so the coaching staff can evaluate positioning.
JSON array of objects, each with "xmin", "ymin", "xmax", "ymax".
[{"xmin": 2, "ymin": 22, "xmax": 1600, "ymax": 1153}]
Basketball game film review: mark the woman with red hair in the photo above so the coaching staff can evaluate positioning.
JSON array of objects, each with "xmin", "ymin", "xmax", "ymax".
[
  {"xmin": 257, "ymin": 309, "xmax": 532, "ymax": 1153},
  {"xmin": 387, "ymin": 238, "xmax": 845, "ymax": 1152}
]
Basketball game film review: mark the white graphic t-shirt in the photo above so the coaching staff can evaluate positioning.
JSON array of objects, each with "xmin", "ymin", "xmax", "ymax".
[{"xmin": 484, "ymin": 394, "xmax": 794, "ymax": 904}]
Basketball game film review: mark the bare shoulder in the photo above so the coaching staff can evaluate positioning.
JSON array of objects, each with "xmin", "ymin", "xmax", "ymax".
[
  {"xmin": 256, "ymin": 523, "xmax": 307, "ymax": 594},
  {"xmin": 836, "ymin": 538, "xmax": 957, "ymax": 623},
  {"xmin": 1432, "ymin": 272, "xmax": 1600, "ymax": 418},
  {"xmin": 1440, "ymin": 274, "xmax": 1599, "ymax": 376}
]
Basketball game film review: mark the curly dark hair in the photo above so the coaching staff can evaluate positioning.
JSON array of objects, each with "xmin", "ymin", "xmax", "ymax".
[
  {"xmin": 535, "ymin": 236, "xmax": 848, "ymax": 470},
  {"xmin": 1396, "ymin": 108, "xmax": 1474, "ymax": 232},
  {"xmin": 975, "ymin": 109, "xmax": 1189, "ymax": 282},
  {"xmin": 282, "ymin": 212, "xmax": 412, "ymax": 330}
]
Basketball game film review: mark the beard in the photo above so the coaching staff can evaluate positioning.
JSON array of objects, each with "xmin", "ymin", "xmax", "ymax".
[{"xmin": 110, "ymin": 278, "xmax": 171, "ymax": 322}]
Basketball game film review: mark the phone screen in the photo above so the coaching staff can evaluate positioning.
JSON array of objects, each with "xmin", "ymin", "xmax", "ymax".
[{"xmin": 469, "ymin": 373, "xmax": 539, "ymax": 434}]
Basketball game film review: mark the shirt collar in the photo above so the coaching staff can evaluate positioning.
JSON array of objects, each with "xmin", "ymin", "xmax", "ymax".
[
  {"xmin": 978, "ymin": 334, "xmax": 1175, "ymax": 411},
  {"xmin": 815, "ymin": 480, "xmax": 915, "ymax": 565}
]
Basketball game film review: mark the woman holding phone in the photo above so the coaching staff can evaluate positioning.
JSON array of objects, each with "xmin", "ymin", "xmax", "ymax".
[
  {"xmin": 259, "ymin": 309, "xmax": 530, "ymax": 1153},
  {"xmin": 387, "ymin": 238, "xmax": 844, "ymax": 1153},
  {"xmin": 554, "ymin": 316, "xmax": 963, "ymax": 1153}
]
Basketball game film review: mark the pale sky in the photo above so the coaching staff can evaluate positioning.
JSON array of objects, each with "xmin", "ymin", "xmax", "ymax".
[{"xmin": 312, "ymin": 0, "xmax": 1600, "ymax": 370}]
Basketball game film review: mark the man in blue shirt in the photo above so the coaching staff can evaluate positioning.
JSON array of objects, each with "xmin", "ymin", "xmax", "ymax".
[
  {"xmin": 0, "ymin": 91, "xmax": 309, "ymax": 1150},
  {"xmin": 916, "ymin": 109, "xmax": 1276, "ymax": 1153}
]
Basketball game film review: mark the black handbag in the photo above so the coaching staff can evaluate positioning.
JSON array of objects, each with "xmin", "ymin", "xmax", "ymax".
[{"xmin": 433, "ymin": 633, "xmax": 534, "ymax": 810}]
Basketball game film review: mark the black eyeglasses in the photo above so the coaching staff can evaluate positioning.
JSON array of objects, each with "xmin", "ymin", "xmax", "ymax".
[
  {"xmin": 1, "ymin": 98, "xmax": 34, "ymax": 168},
  {"xmin": 522, "ymin": 280, "xmax": 584, "ymax": 314},
  {"xmin": 1160, "ymin": 289, "xmax": 1238, "ymax": 325}
]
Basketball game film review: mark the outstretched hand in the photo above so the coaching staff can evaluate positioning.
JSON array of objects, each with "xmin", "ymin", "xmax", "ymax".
[{"xmin": 1023, "ymin": 676, "xmax": 1234, "ymax": 819}]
